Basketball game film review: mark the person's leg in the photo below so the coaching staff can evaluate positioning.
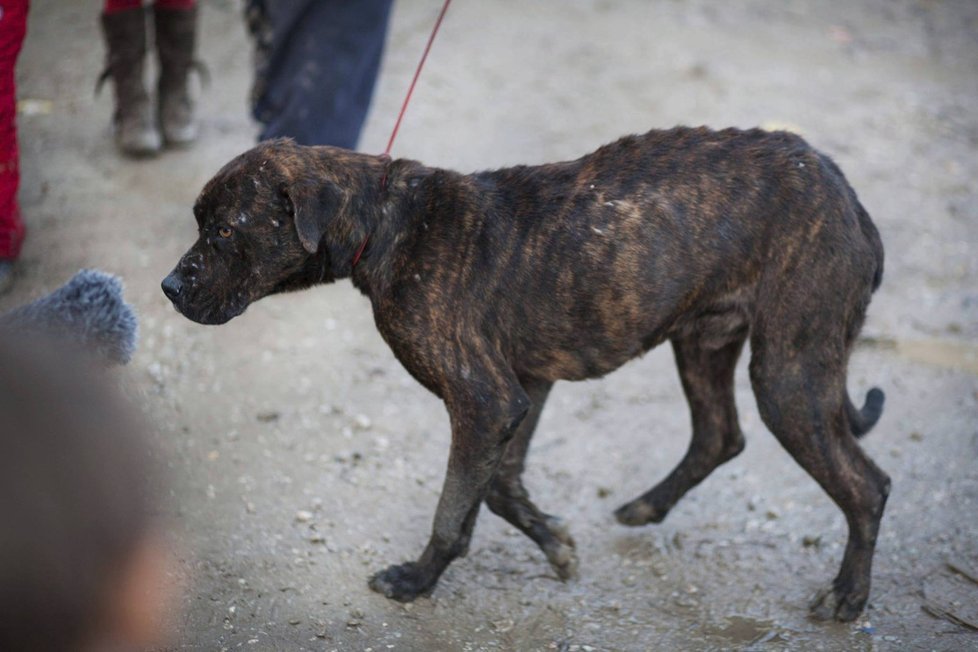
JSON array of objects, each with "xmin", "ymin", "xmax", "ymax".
[
  {"xmin": 0, "ymin": 0, "xmax": 29, "ymax": 292},
  {"xmin": 152, "ymin": 0, "xmax": 199, "ymax": 147},
  {"xmin": 100, "ymin": 0, "xmax": 161, "ymax": 156},
  {"xmin": 248, "ymin": 0, "xmax": 393, "ymax": 148}
]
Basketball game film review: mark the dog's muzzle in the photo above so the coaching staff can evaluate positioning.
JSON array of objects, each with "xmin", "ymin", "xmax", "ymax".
[{"xmin": 161, "ymin": 272, "xmax": 183, "ymax": 302}]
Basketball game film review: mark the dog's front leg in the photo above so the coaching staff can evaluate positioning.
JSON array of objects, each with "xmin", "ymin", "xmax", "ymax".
[{"xmin": 369, "ymin": 370, "xmax": 530, "ymax": 602}]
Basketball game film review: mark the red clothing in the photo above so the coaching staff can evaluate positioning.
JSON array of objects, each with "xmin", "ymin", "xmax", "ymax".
[{"xmin": 0, "ymin": 0, "xmax": 27, "ymax": 260}]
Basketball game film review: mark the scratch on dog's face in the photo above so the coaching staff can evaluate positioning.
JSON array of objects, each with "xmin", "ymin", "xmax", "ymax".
[{"xmin": 162, "ymin": 140, "xmax": 328, "ymax": 325}]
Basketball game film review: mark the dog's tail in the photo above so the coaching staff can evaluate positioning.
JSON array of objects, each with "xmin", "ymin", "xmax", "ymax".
[{"xmin": 847, "ymin": 387, "xmax": 885, "ymax": 438}]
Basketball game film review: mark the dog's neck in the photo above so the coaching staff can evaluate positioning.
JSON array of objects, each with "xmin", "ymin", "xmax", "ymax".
[
  {"xmin": 337, "ymin": 156, "xmax": 436, "ymax": 297},
  {"xmin": 298, "ymin": 152, "xmax": 389, "ymax": 285}
]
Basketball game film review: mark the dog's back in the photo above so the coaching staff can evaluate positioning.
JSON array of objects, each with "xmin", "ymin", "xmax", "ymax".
[{"xmin": 403, "ymin": 127, "xmax": 883, "ymax": 384}]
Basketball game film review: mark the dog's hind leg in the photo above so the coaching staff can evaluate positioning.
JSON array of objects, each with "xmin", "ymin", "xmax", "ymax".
[
  {"xmin": 485, "ymin": 378, "xmax": 578, "ymax": 580},
  {"xmin": 749, "ymin": 335, "xmax": 890, "ymax": 622},
  {"xmin": 615, "ymin": 332, "xmax": 747, "ymax": 526}
]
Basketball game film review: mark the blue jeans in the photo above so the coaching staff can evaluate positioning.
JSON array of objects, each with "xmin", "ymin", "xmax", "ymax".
[{"xmin": 247, "ymin": 0, "xmax": 393, "ymax": 149}]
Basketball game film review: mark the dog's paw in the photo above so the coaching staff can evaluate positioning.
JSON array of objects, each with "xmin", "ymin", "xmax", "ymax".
[
  {"xmin": 809, "ymin": 582, "xmax": 867, "ymax": 622},
  {"xmin": 543, "ymin": 517, "xmax": 578, "ymax": 580},
  {"xmin": 613, "ymin": 498, "xmax": 668, "ymax": 526},
  {"xmin": 368, "ymin": 562, "xmax": 434, "ymax": 602}
]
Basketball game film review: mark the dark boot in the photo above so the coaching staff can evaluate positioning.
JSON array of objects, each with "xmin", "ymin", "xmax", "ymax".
[
  {"xmin": 99, "ymin": 8, "xmax": 161, "ymax": 156},
  {"xmin": 154, "ymin": 5, "xmax": 200, "ymax": 147}
]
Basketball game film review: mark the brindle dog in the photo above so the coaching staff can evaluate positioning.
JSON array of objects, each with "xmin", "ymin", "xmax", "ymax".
[{"xmin": 163, "ymin": 127, "xmax": 889, "ymax": 622}]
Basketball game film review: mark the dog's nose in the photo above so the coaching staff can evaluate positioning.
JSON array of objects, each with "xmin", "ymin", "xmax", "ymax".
[{"xmin": 161, "ymin": 273, "xmax": 183, "ymax": 301}]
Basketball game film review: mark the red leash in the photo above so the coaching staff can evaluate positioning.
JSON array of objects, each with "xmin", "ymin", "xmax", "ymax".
[{"xmin": 352, "ymin": 0, "xmax": 453, "ymax": 269}]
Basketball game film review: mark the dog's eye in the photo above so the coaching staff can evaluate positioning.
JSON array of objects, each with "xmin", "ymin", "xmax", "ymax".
[{"xmin": 218, "ymin": 226, "xmax": 233, "ymax": 238}]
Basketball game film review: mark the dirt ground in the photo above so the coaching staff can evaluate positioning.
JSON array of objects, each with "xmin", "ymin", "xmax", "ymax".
[{"xmin": 7, "ymin": 0, "xmax": 978, "ymax": 650}]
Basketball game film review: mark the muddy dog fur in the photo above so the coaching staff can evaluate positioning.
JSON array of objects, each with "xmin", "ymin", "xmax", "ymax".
[{"xmin": 163, "ymin": 127, "xmax": 889, "ymax": 622}]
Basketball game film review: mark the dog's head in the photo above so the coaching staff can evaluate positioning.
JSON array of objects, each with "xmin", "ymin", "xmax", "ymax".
[{"xmin": 162, "ymin": 139, "xmax": 363, "ymax": 325}]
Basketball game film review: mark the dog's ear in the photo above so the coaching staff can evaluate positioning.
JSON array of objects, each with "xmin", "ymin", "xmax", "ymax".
[{"xmin": 283, "ymin": 179, "xmax": 346, "ymax": 254}]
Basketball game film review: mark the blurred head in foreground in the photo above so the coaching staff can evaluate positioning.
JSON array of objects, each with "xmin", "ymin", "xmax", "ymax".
[{"xmin": 0, "ymin": 337, "xmax": 173, "ymax": 651}]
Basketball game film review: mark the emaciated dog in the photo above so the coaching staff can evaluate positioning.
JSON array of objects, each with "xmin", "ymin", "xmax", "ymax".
[{"xmin": 163, "ymin": 127, "xmax": 888, "ymax": 621}]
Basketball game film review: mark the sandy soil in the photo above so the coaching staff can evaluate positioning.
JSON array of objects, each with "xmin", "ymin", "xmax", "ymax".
[{"xmin": 7, "ymin": 1, "xmax": 978, "ymax": 650}]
